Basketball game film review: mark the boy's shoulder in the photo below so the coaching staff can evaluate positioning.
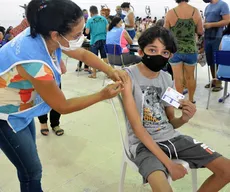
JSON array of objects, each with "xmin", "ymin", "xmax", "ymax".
[
  {"xmin": 160, "ymin": 70, "xmax": 172, "ymax": 79},
  {"xmin": 124, "ymin": 65, "xmax": 173, "ymax": 83}
]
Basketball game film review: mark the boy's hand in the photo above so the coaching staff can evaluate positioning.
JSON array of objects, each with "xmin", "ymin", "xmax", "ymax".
[
  {"xmin": 179, "ymin": 100, "xmax": 196, "ymax": 123},
  {"xmin": 167, "ymin": 162, "xmax": 188, "ymax": 181}
]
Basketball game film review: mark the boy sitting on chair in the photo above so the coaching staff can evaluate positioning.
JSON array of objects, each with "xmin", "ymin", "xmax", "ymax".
[{"xmin": 121, "ymin": 26, "xmax": 230, "ymax": 192}]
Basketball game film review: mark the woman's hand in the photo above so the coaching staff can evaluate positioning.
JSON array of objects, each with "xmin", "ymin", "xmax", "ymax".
[
  {"xmin": 60, "ymin": 59, "xmax": 67, "ymax": 74},
  {"xmin": 99, "ymin": 82, "xmax": 123, "ymax": 100},
  {"xmin": 107, "ymin": 68, "xmax": 128, "ymax": 86}
]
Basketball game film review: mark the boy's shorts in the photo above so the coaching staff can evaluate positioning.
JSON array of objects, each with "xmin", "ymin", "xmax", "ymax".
[{"xmin": 132, "ymin": 135, "xmax": 221, "ymax": 183}]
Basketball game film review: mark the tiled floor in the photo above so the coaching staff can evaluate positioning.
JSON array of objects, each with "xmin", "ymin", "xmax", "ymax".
[{"xmin": 1, "ymin": 57, "xmax": 230, "ymax": 192}]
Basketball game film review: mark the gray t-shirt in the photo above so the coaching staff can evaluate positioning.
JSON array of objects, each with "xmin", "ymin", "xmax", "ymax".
[{"xmin": 125, "ymin": 65, "xmax": 180, "ymax": 156}]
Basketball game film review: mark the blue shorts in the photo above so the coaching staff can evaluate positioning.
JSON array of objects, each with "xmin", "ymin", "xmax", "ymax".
[
  {"xmin": 169, "ymin": 53, "xmax": 198, "ymax": 66},
  {"xmin": 90, "ymin": 40, "xmax": 107, "ymax": 59},
  {"xmin": 204, "ymin": 38, "xmax": 222, "ymax": 66}
]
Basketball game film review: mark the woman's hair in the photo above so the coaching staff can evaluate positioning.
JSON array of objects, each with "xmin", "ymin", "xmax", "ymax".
[
  {"xmin": 5, "ymin": 26, "xmax": 13, "ymax": 35},
  {"xmin": 26, "ymin": 0, "xmax": 83, "ymax": 38},
  {"xmin": 176, "ymin": 0, "xmax": 189, "ymax": 3},
  {"xmin": 108, "ymin": 17, "xmax": 122, "ymax": 31},
  {"xmin": 121, "ymin": 2, "xmax": 130, "ymax": 8},
  {"xmin": 0, "ymin": 26, "xmax": 5, "ymax": 35},
  {"xmin": 138, "ymin": 26, "xmax": 177, "ymax": 53},
  {"xmin": 223, "ymin": 24, "xmax": 230, "ymax": 36}
]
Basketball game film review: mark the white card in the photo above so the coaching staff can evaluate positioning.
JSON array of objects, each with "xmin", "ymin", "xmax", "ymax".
[{"xmin": 161, "ymin": 87, "xmax": 185, "ymax": 108}]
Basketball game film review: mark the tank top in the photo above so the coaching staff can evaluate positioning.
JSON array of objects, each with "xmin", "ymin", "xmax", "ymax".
[
  {"xmin": 124, "ymin": 10, "xmax": 135, "ymax": 31},
  {"xmin": 106, "ymin": 27, "xmax": 129, "ymax": 53},
  {"xmin": 170, "ymin": 8, "xmax": 197, "ymax": 53}
]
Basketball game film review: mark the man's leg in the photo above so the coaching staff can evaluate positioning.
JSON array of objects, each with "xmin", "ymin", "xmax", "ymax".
[
  {"xmin": 38, "ymin": 114, "xmax": 49, "ymax": 136},
  {"xmin": 100, "ymin": 40, "xmax": 108, "ymax": 64},
  {"xmin": 89, "ymin": 42, "xmax": 99, "ymax": 78},
  {"xmin": 198, "ymin": 157, "xmax": 230, "ymax": 192},
  {"xmin": 204, "ymin": 39, "xmax": 215, "ymax": 87},
  {"xmin": 211, "ymin": 38, "xmax": 222, "ymax": 91}
]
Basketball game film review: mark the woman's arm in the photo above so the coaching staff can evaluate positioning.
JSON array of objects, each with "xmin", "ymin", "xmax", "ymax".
[
  {"xmin": 123, "ymin": 30, "xmax": 133, "ymax": 45},
  {"xmin": 125, "ymin": 12, "xmax": 135, "ymax": 28},
  {"xmin": 63, "ymin": 48, "xmax": 128, "ymax": 83},
  {"xmin": 194, "ymin": 8, "xmax": 204, "ymax": 35},
  {"xmin": 16, "ymin": 65, "xmax": 123, "ymax": 114}
]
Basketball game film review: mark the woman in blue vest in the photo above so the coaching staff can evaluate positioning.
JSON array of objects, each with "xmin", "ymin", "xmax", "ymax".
[
  {"xmin": 0, "ymin": 0, "xmax": 127, "ymax": 191},
  {"xmin": 106, "ymin": 17, "xmax": 141, "ymax": 65},
  {"xmin": 217, "ymin": 24, "xmax": 230, "ymax": 78}
]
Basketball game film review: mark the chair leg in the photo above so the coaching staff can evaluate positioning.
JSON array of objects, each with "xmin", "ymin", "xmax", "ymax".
[
  {"xmin": 119, "ymin": 159, "xmax": 127, "ymax": 192},
  {"xmin": 191, "ymin": 169, "xmax": 198, "ymax": 192},
  {"xmin": 77, "ymin": 62, "xmax": 80, "ymax": 77},
  {"xmin": 206, "ymin": 79, "xmax": 213, "ymax": 109},
  {"xmin": 219, "ymin": 81, "xmax": 229, "ymax": 103}
]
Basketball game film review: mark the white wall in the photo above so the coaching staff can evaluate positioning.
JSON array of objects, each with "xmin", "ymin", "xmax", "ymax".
[{"xmin": 0, "ymin": 0, "xmax": 230, "ymax": 28}]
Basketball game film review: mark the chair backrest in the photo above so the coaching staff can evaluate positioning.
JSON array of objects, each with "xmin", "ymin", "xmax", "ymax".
[
  {"xmin": 215, "ymin": 51, "xmax": 230, "ymax": 66},
  {"xmin": 110, "ymin": 95, "xmax": 132, "ymax": 158},
  {"xmin": 105, "ymin": 44, "xmax": 123, "ymax": 56},
  {"xmin": 105, "ymin": 44, "xmax": 124, "ymax": 66},
  {"xmin": 215, "ymin": 51, "xmax": 230, "ymax": 78}
]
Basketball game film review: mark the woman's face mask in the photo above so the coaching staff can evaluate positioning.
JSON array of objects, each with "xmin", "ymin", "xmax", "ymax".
[
  {"xmin": 57, "ymin": 35, "xmax": 85, "ymax": 51},
  {"xmin": 83, "ymin": 14, "xmax": 88, "ymax": 20}
]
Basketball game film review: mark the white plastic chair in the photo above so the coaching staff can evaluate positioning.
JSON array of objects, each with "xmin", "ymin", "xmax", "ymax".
[{"xmin": 110, "ymin": 95, "xmax": 198, "ymax": 192}]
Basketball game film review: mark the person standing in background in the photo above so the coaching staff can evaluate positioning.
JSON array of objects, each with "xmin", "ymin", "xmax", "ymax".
[
  {"xmin": 86, "ymin": 6, "xmax": 109, "ymax": 79},
  {"xmin": 115, "ymin": 6, "xmax": 125, "ymax": 20},
  {"xmin": 76, "ymin": 9, "xmax": 90, "ymax": 72},
  {"xmin": 203, "ymin": 0, "xmax": 230, "ymax": 92},
  {"xmin": 165, "ymin": 0, "xmax": 203, "ymax": 103},
  {"xmin": 121, "ymin": 2, "xmax": 135, "ymax": 39}
]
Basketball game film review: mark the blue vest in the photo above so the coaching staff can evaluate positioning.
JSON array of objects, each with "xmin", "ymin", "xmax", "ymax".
[
  {"xmin": 106, "ymin": 27, "xmax": 123, "ymax": 46},
  {"xmin": 217, "ymin": 35, "xmax": 230, "ymax": 78},
  {"xmin": 0, "ymin": 28, "xmax": 62, "ymax": 132}
]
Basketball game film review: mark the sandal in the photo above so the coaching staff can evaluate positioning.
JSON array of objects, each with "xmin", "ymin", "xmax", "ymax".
[
  {"xmin": 88, "ymin": 75, "xmax": 96, "ymax": 78},
  {"xmin": 52, "ymin": 126, "xmax": 64, "ymax": 136},
  {"xmin": 212, "ymin": 86, "xmax": 223, "ymax": 92},
  {"xmin": 40, "ymin": 128, "xmax": 49, "ymax": 136},
  {"xmin": 75, "ymin": 68, "xmax": 82, "ymax": 72},
  {"xmin": 205, "ymin": 83, "xmax": 215, "ymax": 88},
  {"xmin": 183, "ymin": 89, "xmax": 188, "ymax": 95}
]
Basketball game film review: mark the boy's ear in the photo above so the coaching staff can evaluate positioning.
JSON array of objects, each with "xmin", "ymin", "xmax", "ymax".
[{"xmin": 138, "ymin": 49, "xmax": 144, "ymax": 57}]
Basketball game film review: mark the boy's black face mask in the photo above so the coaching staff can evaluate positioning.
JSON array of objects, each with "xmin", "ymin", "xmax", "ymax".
[{"xmin": 141, "ymin": 52, "xmax": 169, "ymax": 72}]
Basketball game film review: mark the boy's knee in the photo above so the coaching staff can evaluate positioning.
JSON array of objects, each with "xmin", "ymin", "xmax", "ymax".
[
  {"xmin": 148, "ymin": 171, "xmax": 172, "ymax": 192},
  {"xmin": 213, "ymin": 158, "xmax": 230, "ymax": 183}
]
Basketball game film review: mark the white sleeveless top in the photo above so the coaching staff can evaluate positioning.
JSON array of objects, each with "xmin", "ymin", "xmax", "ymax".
[{"xmin": 124, "ymin": 10, "xmax": 135, "ymax": 31}]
